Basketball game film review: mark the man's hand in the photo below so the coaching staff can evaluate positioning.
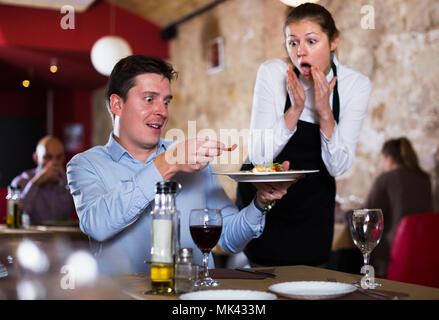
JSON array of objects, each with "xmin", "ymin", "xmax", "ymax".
[
  {"xmin": 253, "ymin": 161, "xmax": 304, "ymax": 208},
  {"xmin": 32, "ymin": 161, "xmax": 64, "ymax": 187},
  {"xmin": 155, "ymin": 139, "xmax": 237, "ymax": 180}
]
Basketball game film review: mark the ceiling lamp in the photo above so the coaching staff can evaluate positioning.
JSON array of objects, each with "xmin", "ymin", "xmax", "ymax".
[
  {"xmin": 280, "ymin": 0, "xmax": 320, "ymax": 7},
  {"xmin": 22, "ymin": 79, "xmax": 30, "ymax": 88},
  {"xmin": 49, "ymin": 58, "xmax": 58, "ymax": 73},
  {"xmin": 91, "ymin": 36, "xmax": 132, "ymax": 76},
  {"xmin": 90, "ymin": 3, "xmax": 132, "ymax": 77}
]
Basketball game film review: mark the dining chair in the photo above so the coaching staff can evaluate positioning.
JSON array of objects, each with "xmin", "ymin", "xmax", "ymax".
[{"xmin": 387, "ymin": 212, "xmax": 439, "ymax": 288}]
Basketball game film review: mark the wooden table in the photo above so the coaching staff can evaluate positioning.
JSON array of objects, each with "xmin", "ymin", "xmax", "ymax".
[
  {"xmin": 1, "ymin": 265, "xmax": 438, "ymax": 301},
  {"xmin": 0, "ymin": 224, "xmax": 89, "ymax": 242},
  {"xmin": 0, "ymin": 224, "xmax": 90, "ymax": 273},
  {"xmin": 115, "ymin": 265, "xmax": 439, "ymax": 300}
]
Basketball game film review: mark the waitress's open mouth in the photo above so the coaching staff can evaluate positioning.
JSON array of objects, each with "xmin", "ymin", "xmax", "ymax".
[{"xmin": 300, "ymin": 63, "xmax": 312, "ymax": 75}]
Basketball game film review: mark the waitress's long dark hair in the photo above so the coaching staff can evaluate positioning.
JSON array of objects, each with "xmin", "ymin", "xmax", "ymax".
[
  {"xmin": 284, "ymin": 3, "xmax": 339, "ymax": 42},
  {"xmin": 381, "ymin": 137, "xmax": 428, "ymax": 176}
]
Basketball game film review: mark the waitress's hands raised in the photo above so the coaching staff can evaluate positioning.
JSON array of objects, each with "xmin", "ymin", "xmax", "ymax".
[
  {"xmin": 311, "ymin": 65, "xmax": 336, "ymax": 138},
  {"xmin": 311, "ymin": 65, "xmax": 337, "ymax": 120},
  {"xmin": 286, "ymin": 64, "xmax": 306, "ymax": 114},
  {"xmin": 284, "ymin": 64, "xmax": 306, "ymax": 132},
  {"xmin": 284, "ymin": 63, "xmax": 337, "ymax": 137}
]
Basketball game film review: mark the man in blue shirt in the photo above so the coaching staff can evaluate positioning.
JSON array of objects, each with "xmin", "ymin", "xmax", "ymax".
[{"xmin": 67, "ymin": 55, "xmax": 293, "ymax": 274}]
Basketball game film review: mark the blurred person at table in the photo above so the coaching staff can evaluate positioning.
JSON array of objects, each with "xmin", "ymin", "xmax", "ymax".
[
  {"xmin": 10, "ymin": 135, "xmax": 75, "ymax": 225},
  {"xmin": 66, "ymin": 55, "xmax": 295, "ymax": 275},
  {"xmin": 365, "ymin": 137, "xmax": 432, "ymax": 277},
  {"xmin": 236, "ymin": 3, "xmax": 371, "ymax": 267}
]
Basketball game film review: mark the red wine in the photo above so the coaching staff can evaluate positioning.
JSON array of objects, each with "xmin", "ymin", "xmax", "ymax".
[{"xmin": 190, "ymin": 225, "xmax": 222, "ymax": 253}]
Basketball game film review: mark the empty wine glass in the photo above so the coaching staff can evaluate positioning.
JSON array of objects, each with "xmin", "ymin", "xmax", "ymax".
[
  {"xmin": 189, "ymin": 209, "xmax": 222, "ymax": 287},
  {"xmin": 348, "ymin": 208, "xmax": 384, "ymax": 289}
]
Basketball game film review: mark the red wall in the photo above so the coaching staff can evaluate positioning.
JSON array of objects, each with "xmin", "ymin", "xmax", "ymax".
[
  {"xmin": 52, "ymin": 90, "xmax": 93, "ymax": 162},
  {"xmin": 0, "ymin": 2, "xmax": 168, "ymax": 58},
  {"xmin": 0, "ymin": 90, "xmax": 46, "ymax": 117},
  {"xmin": 0, "ymin": 1, "xmax": 169, "ymax": 164}
]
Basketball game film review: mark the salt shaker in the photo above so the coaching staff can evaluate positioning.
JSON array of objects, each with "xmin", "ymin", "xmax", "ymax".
[{"xmin": 174, "ymin": 248, "xmax": 194, "ymax": 294}]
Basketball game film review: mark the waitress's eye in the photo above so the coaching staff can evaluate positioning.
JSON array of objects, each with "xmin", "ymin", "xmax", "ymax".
[
  {"xmin": 289, "ymin": 40, "xmax": 297, "ymax": 47},
  {"xmin": 308, "ymin": 39, "xmax": 316, "ymax": 44}
]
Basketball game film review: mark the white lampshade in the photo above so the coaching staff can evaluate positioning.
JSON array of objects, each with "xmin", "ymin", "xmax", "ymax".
[
  {"xmin": 280, "ymin": 0, "xmax": 320, "ymax": 7},
  {"xmin": 90, "ymin": 36, "xmax": 132, "ymax": 76}
]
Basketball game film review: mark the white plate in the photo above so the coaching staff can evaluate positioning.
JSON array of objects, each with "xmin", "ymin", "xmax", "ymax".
[
  {"xmin": 269, "ymin": 281, "xmax": 357, "ymax": 300},
  {"xmin": 213, "ymin": 170, "xmax": 319, "ymax": 183},
  {"xmin": 180, "ymin": 289, "xmax": 277, "ymax": 300}
]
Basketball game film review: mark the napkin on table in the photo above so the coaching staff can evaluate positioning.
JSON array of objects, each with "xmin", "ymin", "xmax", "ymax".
[{"xmin": 209, "ymin": 268, "xmax": 275, "ymax": 279}]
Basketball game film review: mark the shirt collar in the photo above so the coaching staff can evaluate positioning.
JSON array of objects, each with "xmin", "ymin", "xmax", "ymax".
[
  {"xmin": 147, "ymin": 138, "xmax": 170, "ymax": 162},
  {"xmin": 106, "ymin": 133, "xmax": 169, "ymax": 163}
]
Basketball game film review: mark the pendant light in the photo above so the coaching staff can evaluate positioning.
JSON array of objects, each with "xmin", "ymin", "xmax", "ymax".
[
  {"xmin": 91, "ymin": 3, "xmax": 132, "ymax": 76},
  {"xmin": 280, "ymin": 0, "xmax": 320, "ymax": 7}
]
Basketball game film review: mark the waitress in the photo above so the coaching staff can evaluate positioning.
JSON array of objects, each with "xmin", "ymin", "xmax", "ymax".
[{"xmin": 237, "ymin": 3, "xmax": 372, "ymax": 267}]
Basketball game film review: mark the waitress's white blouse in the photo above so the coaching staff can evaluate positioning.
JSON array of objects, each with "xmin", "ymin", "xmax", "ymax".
[{"xmin": 248, "ymin": 55, "xmax": 371, "ymax": 177}]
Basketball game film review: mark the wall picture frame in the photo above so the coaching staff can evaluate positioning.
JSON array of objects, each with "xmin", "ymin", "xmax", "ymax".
[{"xmin": 207, "ymin": 36, "xmax": 224, "ymax": 74}]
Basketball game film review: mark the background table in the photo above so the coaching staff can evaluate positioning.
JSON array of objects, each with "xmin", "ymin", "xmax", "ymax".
[{"xmin": 0, "ymin": 224, "xmax": 89, "ymax": 242}]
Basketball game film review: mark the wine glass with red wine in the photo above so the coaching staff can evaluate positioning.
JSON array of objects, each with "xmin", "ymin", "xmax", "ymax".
[{"xmin": 189, "ymin": 209, "xmax": 223, "ymax": 287}]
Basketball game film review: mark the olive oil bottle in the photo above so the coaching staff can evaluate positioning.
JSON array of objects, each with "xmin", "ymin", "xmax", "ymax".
[
  {"xmin": 150, "ymin": 181, "xmax": 179, "ymax": 294},
  {"xmin": 6, "ymin": 186, "xmax": 23, "ymax": 229}
]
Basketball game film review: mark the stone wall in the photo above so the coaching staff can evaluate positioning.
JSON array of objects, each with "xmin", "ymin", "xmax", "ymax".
[
  {"xmin": 167, "ymin": 0, "xmax": 267, "ymax": 200},
  {"xmin": 323, "ymin": 0, "xmax": 439, "ymax": 211}
]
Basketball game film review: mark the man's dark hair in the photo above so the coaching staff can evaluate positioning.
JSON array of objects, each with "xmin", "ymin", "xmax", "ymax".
[{"xmin": 105, "ymin": 55, "xmax": 178, "ymax": 123}]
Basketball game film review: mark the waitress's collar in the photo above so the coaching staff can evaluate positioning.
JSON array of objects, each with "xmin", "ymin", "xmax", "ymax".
[{"xmin": 106, "ymin": 133, "xmax": 168, "ymax": 163}]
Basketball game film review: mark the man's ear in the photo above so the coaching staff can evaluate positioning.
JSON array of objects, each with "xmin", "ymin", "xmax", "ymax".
[
  {"xmin": 32, "ymin": 152, "xmax": 39, "ymax": 165},
  {"xmin": 110, "ymin": 94, "xmax": 123, "ymax": 117}
]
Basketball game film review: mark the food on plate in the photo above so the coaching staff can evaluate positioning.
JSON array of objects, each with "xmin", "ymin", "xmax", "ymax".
[{"xmin": 249, "ymin": 163, "xmax": 286, "ymax": 173}]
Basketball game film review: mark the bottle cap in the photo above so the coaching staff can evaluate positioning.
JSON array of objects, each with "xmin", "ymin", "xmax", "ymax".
[
  {"xmin": 178, "ymin": 248, "xmax": 193, "ymax": 259},
  {"xmin": 155, "ymin": 181, "xmax": 178, "ymax": 194}
]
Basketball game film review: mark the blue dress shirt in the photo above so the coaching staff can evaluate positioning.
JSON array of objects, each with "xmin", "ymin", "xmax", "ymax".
[{"xmin": 66, "ymin": 134, "xmax": 265, "ymax": 274}]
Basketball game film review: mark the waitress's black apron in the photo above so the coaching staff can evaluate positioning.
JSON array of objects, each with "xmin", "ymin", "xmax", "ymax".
[{"xmin": 237, "ymin": 63, "xmax": 339, "ymax": 266}]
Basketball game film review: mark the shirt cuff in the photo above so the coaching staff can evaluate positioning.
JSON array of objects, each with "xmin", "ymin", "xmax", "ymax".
[
  {"xmin": 242, "ymin": 201, "xmax": 266, "ymax": 237},
  {"xmin": 281, "ymin": 116, "xmax": 297, "ymax": 137},
  {"xmin": 253, "ymin": 198, "xmax": 267, "ymax": 213},
  {"xmin": 320, "ymin": 123, "xmax": 338, "ymax": 156},
  {"xmin": 134, "ymin": 162, "xmax": 165, "ymax": 207}
]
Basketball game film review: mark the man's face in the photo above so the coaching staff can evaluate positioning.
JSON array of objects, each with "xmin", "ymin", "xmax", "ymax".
[
  {"xmin": 112, "ymin": 73, "xmax": 172, "ymax": 158},
  {"xmin": 35, "ymin": 139, "xmax": 65, "ymax": 169}
]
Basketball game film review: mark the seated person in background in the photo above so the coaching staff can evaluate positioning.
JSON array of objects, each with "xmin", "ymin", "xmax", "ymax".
[
  {"xmin": 365, "ymin": 137, "xmax": 432, "ymax": 277},
  {"xmin": 11, "ymin": 135, "xmax": 75, "ymax": 225},
  {"xmin": 66, "ymin": 55, "xmax": 294, "ymax": 275}
]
